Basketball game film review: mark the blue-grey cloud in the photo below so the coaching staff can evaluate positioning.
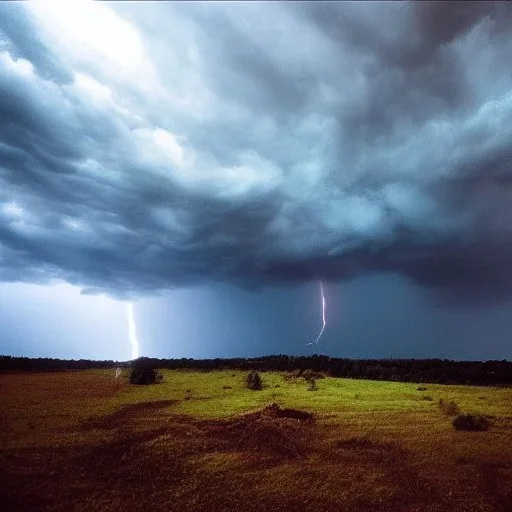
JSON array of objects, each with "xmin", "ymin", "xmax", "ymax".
[{"xmin": 0, "ymin": 1, "xmax": 511, "ymax": 302}]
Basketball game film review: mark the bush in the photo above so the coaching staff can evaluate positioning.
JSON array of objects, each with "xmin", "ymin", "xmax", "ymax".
[
  {"xmin": 129, "ymin": 367, "xmax": 163, "ymax": 385},
  {"xmin": 283, "ymin": 369, "xmax": 301, "ymax": 381},
  {"xmin": 129, "ymin": 358, "xmax": 163, "ymax": 385},
  {"xmin": 438, "ymin": 398, "xmax": 460, "ymax": 416},
  {"xmin": 283, "ymin": 369, "xmax": 325, "ymax": 382},
  {"xmin": 306, "ymin": 377, "xmax": 318, "ymax": 391},
  {"xmin": 246, "ymin": 371, "xmax": 263, "ymax": 390},
  {"xmin": 452, "ymin": 413, "xmax": 490, "ymax": 431},
  {"xmin": 302, "ymin": 369, "xmax": 325, "ymax": 380}
]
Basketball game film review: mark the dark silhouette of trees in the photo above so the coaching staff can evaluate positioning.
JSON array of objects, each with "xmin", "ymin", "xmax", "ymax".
[{"xmin": 1, "ymin": 354, "xmax": 511, "ymax": 387}]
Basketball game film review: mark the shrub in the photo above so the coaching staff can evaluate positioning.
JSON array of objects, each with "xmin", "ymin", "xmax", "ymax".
[
  {"xmin": 302, "ymin": 369, "xmax": 325, "ymax": 380},
  {"xmin": 129, "ymin": 367, "xmax": 163, "ymax": 385},
  {"xmin": 438, "ymin": 398, "xmax": 460, "ymax": 416},
  {"xmin": 452, "ymin": 413, "xmax": 490, "ymax": 431},
  {"xmin": 283, "ymin": 369, "xmax": 325, "ymax": 382},
  {"xmin": 283, "ymin": 369, "xmax": 302, "ymax": 381},
  {"xmin": 129, "ymin": 358, "xmax": 163, "ymax": 385},
  {"xmin": 306, "ymin": 377, "xmax": 318, "ymax": 391},
  {"xmin": 246, "ymin": 371, "xmax": 263, "ymax": 390}
]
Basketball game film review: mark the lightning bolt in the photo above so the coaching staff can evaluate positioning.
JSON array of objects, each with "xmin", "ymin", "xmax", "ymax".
[
  {"xmin": 127, "ymin": 303, "xmax": 140, "ymax": 360},
  {"xmin": 305, "ymin": 281, "xmax": 327, "ymax": 346}
]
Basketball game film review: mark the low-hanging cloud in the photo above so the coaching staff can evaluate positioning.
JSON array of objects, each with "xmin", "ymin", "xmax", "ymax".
[{"xmin": 0, "ymin": 1, "xmax": 511, "ymax": 301}]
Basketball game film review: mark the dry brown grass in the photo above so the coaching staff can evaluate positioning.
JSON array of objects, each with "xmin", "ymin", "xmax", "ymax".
[{"xmin": 1, "ymin": 370, "xmax": 512, "ymax": 512}]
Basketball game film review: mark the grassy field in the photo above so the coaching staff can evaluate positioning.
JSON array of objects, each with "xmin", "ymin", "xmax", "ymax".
[{"xmin": 1, "ymin": 369, "xmax": 511, "ymax": 512}]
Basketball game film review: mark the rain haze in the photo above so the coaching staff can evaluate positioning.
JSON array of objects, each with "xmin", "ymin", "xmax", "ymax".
[{"xmin": 1, "ymin": 1, "xmax": 512, "ymax": 361}]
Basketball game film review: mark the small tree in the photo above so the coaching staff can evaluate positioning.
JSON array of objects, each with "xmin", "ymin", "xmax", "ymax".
[
  {"xmin": 306, "ymin": 377, "xmax": 318, "ymax": 391},
  {"xmin": 303, "ymin": 369, "xmax": 319, "ymax": 391},
  {"xmin": 129, "ymin": 358, "xmax": 163, "ymax": 385},
  {"xmin": 246, "ymin": 371, "xmax": 263, "ymax": 390}
]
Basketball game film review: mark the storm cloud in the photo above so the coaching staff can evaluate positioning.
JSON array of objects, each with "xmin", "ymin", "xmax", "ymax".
[{"xmin": 1, "ymin": 1, "xmax": 511, "ymax": 301}]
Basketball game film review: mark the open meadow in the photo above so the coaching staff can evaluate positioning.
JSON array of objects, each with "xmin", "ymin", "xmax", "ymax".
[{"xmin": 1, "ymin": 369, "xmax": 511, "ymax": 512}]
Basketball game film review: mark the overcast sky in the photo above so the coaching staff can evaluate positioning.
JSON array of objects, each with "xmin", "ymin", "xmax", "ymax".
[{"xmin": 1, "ymin": 1, "xmax": 511, "ymax": 361}]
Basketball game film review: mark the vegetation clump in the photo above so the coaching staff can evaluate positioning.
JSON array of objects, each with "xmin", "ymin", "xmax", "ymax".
[
  {"xmin": 246, "ymin": 371, "xmax": 263, "ymax": 390},
  {"xmin": 306, "ymin": 377, "xmax": 318, "ymax": 391},
  {"xmin": 207, "ymin": 404, "xmax": 314, "ymax": 460},
  {"xmin": 129, "ymin": 358, "xmax": 163, "ymax": 385},
  {"xmin": 302, "ymin": 369, "xmax": 325, "ymax": 380},
  {"xmin": 438, "ymin": 398, "xmax": 460, "ymax": 416},
  {"xmin": 452, "ymin": 413, "xmax": 490, "ymax": 431},
  {"xmin": 262, "ymin": 403, "xmax": 314, "ymax": 422},
  {"xmin": 283, "ymin": 368, "xmax": 325, "ymax": 382}
]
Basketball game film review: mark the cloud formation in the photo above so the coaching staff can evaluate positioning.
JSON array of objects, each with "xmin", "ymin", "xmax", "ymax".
[{"xmin": 0, "ymin": 1, "xmax": 511, "ymax": 300}]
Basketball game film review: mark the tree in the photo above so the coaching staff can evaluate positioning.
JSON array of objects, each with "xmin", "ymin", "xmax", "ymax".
[
  {"xmin": 129, "ymin": 357, "xmax": 163, "ymax": 385},
  {"xmin": 246, "ymin": 371, "xmax": 263, "ymax": 390}
]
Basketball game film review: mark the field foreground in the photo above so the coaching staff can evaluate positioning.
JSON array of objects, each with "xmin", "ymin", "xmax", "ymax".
[{"xmin": 1, "ymin": 370, "xmax": 511, "ymax": 512}]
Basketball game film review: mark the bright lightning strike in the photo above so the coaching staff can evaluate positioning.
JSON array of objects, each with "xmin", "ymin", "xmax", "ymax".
[
  {"xmin": 127, "ymin": 303, "xmax": 140, "ymax": 360},
  {"xmin": 306, "ymin": 282, "xmax": 327, "ymax": 346}
]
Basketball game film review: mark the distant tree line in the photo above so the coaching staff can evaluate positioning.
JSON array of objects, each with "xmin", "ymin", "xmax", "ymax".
[
  {"xmin": 0, "ymin": 356, "xmax": 126, "ymax": 372},
  {"xmin": 0, "ymin": 354, "xmax": 511, "ymax": 386}
]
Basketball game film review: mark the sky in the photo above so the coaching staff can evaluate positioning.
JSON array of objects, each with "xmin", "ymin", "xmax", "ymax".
[{"xmin": 0, "ymin": 1, "xmax": 511, "ymax": 361}]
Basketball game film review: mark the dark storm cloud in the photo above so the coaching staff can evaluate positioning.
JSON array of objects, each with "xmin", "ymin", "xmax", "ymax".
[{"xmin": 0, "ymin": 1, "xmax": 512, "ymax": 301}]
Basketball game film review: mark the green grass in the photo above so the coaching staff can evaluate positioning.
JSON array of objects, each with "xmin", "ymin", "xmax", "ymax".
[{"xmin": 109, "ymin": 369, "xmax": 512, "ymax": 418}]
